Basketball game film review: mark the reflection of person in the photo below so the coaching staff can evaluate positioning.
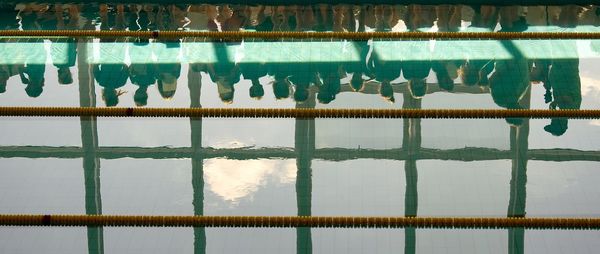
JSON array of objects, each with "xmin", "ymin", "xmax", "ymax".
[
  {"xmin": 130, "ymin": 62, "xmax": 156, "ymax": 106},
  {"xmin": 20, "ymin": 64, "xmax": 46, "ymax": 97},
  {"xmin": 16, "ymin": 4, "xmax": 48, "ymax": 97},
  {"xmin": 404, "ymin": 60, "xmax": 431, "ymax": 99},
  {"xmin": 187, "ymin": 4, "xmax": 218, "ymax": 31},
  {"xmin": 207, "ymin": 45, "xmax": 240, "ymax": 103},
  {"xmin": 288, "ymin": 63, "xmax": 318, "ymax": 103},
  {"xmin": 315, "ymin": 63, "xmax": 341, "ymax": 104},
  {"xmin": 346, "ymin": 40, "xmax": 374, "ymax": 92},
  {"xmin": 95, "ymin": 64, "xmax": 129, "ymax": 106},
  {"xmin": 0, "ymin": 64, "xmax": 23, "ymax": 94},
  {"xmin": 432, "ymin": 60, "xmax": 459, "ymax": 92},
  {"xmin": 51, "ymin": 40, "xmax": 76, "ymax": 85},
  {"xmin": 155, "ymin": 63, "xmax": 181, "ymax": 100},
  {"xmin": 240, "ymin": 62, "xmax": 268, "ymax": 100},
  {"xmin": 489, "ymin": 57, "xmax": 530, "ymax": 126},
  {"xmin": 272, "ymin": 74, "xmax": 292, "ymax": 100},
  {"xmin": 371, "ymin": 55, "xmax": 400, "ymax": 103},
  {"xmin": 544, "ymin": 59, "xmax": 581, "ymax": 136}
]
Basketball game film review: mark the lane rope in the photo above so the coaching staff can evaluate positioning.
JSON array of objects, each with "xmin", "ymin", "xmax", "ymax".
[
  {"xmin": 1, "ymin": 30, "xmax": 600, "ymax": 40},
  {"xmin": 0, "ymin": 107, "xmax": 599, "ymax": 119},
  {"xmin": 1, "ymin": 214, "xmax": 599, "ymax": 229}
]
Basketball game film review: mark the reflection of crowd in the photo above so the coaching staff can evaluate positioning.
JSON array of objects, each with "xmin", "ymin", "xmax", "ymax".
[{"xmin": 0, "ymin": 3, "xmax": 596, "ymax": 135}]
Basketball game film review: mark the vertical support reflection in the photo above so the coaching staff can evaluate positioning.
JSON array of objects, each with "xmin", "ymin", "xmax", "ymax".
[
  {"xmin": 507, "ymin": 86, "xmax": 530, "ymax": 254},
  {"xmin": 403, "ymin": 93, "xmax": 422, "ymax": 254},
  {"xmin": 296, "ymin": 93, "xmax": 316, "ymax": 254},
  {"xmin": 78, "ymin": 40, "xmax": 104, "ymax": 254},
  {"xmin": 189, "ymin": 67, "xmax": 206, "ymax": 254}
]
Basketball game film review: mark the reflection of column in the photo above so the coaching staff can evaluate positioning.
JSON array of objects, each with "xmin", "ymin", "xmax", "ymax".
[
  {"xmin": 507, "ymin": 87, "xmax": 530, "ymax": 254},
  {"xmin": 402, "ymin": 93, "xmax": 421, "ymax": 254},
  {"xmin": 189, "ymin": 68, "xmax": 206, "ymax": 254},
  {"xmin": 296, "ymin": 93, "xmax": 316, "ymax": 254},
  {"xmin": 78, "ymin": 40, "xmax": 104, "ymax": 254}
]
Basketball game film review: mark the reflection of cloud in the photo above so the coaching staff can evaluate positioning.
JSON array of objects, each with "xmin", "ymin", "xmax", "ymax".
[
  {"xmin": 580, "ymin": 75, "xmax": 600, "ymax": 98},
  {"xmin": 210, "ymin": 140, "xmax": 252, "ymax": 149},
  {"xmin": 204, "ymin": 159, "xmax": 296, "ymax": 204},
  {"xmin": 590, "ymin": 120, "xmax": 600, "ymax": 126}
]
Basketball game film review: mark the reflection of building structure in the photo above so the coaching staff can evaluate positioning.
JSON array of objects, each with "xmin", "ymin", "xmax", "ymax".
[{"xmin": 1, "ymin": 48, "xmax": 599, "ymax": 254}]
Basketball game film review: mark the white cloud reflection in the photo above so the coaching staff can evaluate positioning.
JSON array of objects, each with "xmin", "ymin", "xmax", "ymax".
[{"xmin": 204, "ymin": 159, "xmax": 297, "ymax": 205}]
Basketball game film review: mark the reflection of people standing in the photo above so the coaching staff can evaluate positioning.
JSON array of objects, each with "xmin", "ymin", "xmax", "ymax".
[
  {"xmin": 489, "ymin": 57, "xmax": 530, "ymax": 126},
  {"xmin": 544, "ymin": 59, "xmax": 581, "ymax": 136},
  {"xmin": 0, "ymin": 65, "xmax": 23, "ymax": 94},
  {"xmin": 95, "ymin": 64, "xmax": 129, "ymax": 106},
  {"xmin": 129, "ymin": 48, "xmax": 156, "ymax": 106},
  {"xmin": 240, "ymin": 62, "xmax": 267, "ymax": 100},
  {"xmin": 18, "ymin": 5, "xmax": 48, "ymax": 97},
  {"xmin": 371, "ymin": 54, "xmax": 400, "ymax": 103},
  {"xmin": 0, "ymin": 2, "xmax": 24, "ymax": 93}
]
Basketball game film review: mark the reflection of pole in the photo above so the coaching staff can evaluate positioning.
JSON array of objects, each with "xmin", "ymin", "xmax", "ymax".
[
  {"xmin": 402, "ymin": 93, "xmax": 421, "ymax": 254},
  {"xmin": 296, "ymin": 92, "xmax": 316, "ymax": 254},
  {"xmin": 507, "ymin": 86, "xmax": 530, "ymax": 254},
  {"xmin": 78, "ymin": 40, "xmax": 104, "ymax": 254},
  {"xmin": 189, "ymin": 68, "xmax": 206, "ymax": 254}
]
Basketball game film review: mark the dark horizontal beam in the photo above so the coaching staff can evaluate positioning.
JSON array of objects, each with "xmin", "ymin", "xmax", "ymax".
[
  {"xmin": 0, "ymin": 1, "xmax": 591, "ymax": 6},
  {"xmin": 0, "ymin": 146, "xmax": 599, "ymax": 162}
]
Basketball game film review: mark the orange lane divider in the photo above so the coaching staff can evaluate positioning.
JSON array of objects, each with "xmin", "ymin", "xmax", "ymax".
[
  {"xmin": 1, "ymin": 214, "xmax": 599, "ymax": 229},
  {"xmin": 0, "ymin": 107, "xmax": 599, "ymax": 119}
]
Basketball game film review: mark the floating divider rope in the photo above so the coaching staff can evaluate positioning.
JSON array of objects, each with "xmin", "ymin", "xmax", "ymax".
[
  {"xmin": 1, "ymin": 215, "xmax": 599, "ymax": 229},
  {"xmin": 0, "ymin": 107, "xmax": 599, "ymax": 119},
  {"xmin": 1, "ymin": 30, "xmax": 600, "ymax": 40}
]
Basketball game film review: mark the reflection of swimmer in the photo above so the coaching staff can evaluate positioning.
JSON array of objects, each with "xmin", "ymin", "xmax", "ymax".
[
  {"xmin": 544, "ymin": 59, "xmax": 582, "ymax": 136},
  {"xmin": 94, "ymin": 64, "xmax": 129, "ymax": 106}
]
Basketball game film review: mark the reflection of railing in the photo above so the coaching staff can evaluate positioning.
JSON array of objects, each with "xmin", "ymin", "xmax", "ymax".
[
  {"xmin": 4, "ymin": 30, "xmax": 600, "ymax": 40},
  {"xmin": 1, "ymin": 146, "xmax": 599, "ymax": 161}
]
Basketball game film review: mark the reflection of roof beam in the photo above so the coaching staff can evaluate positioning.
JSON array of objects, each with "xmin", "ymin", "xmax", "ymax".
[{"xmin": 1, "ymin": 146, "xmax": 599, "ymax": 162}]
